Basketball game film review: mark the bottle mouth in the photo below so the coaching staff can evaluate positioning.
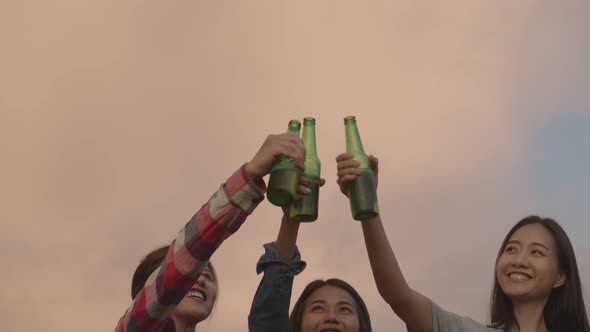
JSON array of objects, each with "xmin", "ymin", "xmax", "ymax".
[
  {"xmin": 303, "ymin": 117, "xmax": 316, "ymax": 124},
  {"xmin": 344, "ymin": 116, "xmax": 356, "ymax": 123},
  {"xmin": 288, "ymin": 119, "xmax": 301, "ymax": 129}
]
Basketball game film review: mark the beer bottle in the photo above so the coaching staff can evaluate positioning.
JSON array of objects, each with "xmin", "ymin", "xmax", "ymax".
[
  {"xmin": 344, "ymin": 116, "xmax": 379, "ymax": 220},
  {"xmin": 290, "ymin": 117, "xmax": 321, "ymax": 222},
  {"xmin": 267, "ymin": 120, "xmax": 302, "ymax": 206}
]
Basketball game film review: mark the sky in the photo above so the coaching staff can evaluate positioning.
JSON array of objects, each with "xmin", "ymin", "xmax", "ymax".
[{"xmin": 1, "ymin": 1, "xmax": 589, "ymax": 331}]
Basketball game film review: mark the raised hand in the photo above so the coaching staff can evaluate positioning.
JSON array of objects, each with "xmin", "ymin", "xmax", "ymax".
[
  {"xmin": 335, "ymin": 153, "xmax": 378, "ymax": 197},
  {"xmin": 281, "ymin": 176, "xmax": 326, "ymax": 220},
  {"xmin": 245, "ymin": 133, "xmax": 306, "ymax": 179}
]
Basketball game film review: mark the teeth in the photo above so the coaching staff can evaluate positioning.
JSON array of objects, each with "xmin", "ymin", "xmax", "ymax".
[
  {"xmin": 188, "ymin": 290, "xmax": 205, "ymax": 300},
  {"xmin": 509, "ymin": 273, "xmax": 531, "ymax": 280}
]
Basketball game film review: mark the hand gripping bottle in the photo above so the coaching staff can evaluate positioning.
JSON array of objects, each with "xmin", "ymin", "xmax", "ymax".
[
  {"xmin": 344, "ymin": 116, "xmax": 379, "ymax": 220},
  {"xmin": 267, "ymin": 120, "xmax": 302, "ymax": 206},
  {"xmin": 290, "ymin": 117, "xmax": 320, "ymax": 222}
]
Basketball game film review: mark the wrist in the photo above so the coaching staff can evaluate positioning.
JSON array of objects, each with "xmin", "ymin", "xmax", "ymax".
[
  {"xmin": 281, "ymin": 213, "xmax": 300, "ymax": 225},
  {"xmin": 361, "ymin": 215, "xmax": 381, "ymax": 224},
  {"xmin": 282, "ymin": 215, "xmax": 292, "ymax": 223},
  {"xmin": 245, "ymin": 162, "xmax": 262, "ymax": 179}
]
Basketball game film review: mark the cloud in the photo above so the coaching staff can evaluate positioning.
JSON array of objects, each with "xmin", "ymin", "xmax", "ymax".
[{"xmin": 2, "ymin": 1, "xmax": 589, "ymax": 331}]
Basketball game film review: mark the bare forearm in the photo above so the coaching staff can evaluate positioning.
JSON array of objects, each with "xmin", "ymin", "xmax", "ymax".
[
  {"xmin": 275, "ymin": 216, "xmax": 300, "ymax": 261},
  {"xmin": 361, "ymin": 216, "xmax": 412, "ymax": 306},
  {"xmin": 361, "ymin": 216, "xmax": 433, "ymax": 331}
]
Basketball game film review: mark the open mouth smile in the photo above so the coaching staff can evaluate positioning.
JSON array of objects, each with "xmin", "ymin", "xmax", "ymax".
[
  {"xmin": 187, "ymin": 288, "xmax": 207, "ymax": 301},
  {"xmin": 508, "ymin": 272, "xmax": 532, "ymax": 281}
]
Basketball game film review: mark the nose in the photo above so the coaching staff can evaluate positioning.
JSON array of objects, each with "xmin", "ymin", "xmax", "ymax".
[
  {"xmin": 196, "ymin": 274, "xmax": 207, "ymax": 287},
  {"xmin": 511, "ymin": 251, "xmax": 530, "ymax": 268},
  {"xmin": 323, "ymin": 309, "xmax": 340, "ymax": 325}
]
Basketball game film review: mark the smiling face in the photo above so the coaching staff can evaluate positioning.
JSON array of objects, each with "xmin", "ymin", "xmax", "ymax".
[
  {"xmin": 300, "ymin": 285, "xmax": 360, "ymax": 332},
  {"xmin": 496, "ymin": 223, "xmax": 566, "ymax": 303},
  {"xmin": 172, "ymin": 265, "xmax": 218, "ymax": 324}
]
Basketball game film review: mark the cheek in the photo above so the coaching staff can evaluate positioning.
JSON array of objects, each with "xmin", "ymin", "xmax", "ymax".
[
  {"xmin": 495, "ymin": 261, "xmax": 509, "ymax": 288},
  {"xmin": 536, "ymin": 260, "xmax": 560, "ymax": 280},
  {"xmin": 205, "ymin": 280, "xmax": 218, "ymax": 302},
  {"xmin": 209, "ymin": 286, "xmax": 218, "ymax": 303},
  {"xmin": 343, "ymin": 314, "xmax": 361, "ymax": 331},
  {"xmin": 494, "ymin": 262, "xmax": 503, "ymax": 279},
  {"xmin": 496, "ymin": 256, "xmax": 510, "ymax": 273},
  {"xmin": 300, "ymin": 312, "xmax": 320, "ymax": 330}
]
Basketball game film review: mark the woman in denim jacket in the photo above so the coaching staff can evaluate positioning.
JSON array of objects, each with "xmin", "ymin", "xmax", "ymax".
[{"xmin": 248, "ymin": 176, "xmax": 372, "ymax": 332}]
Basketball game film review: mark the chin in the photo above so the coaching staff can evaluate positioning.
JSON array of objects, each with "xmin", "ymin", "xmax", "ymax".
[
  {"xmin": 174, "ymin": 309, "xmax": 209, "ymax": 324},
  {"xmin": 500, "ymin": 283, "xmax": 529, "ymax": 299},
  {"xmin": 175, "ymin": 302, "xmax": 212, "ymax": 323},
  {"xmin": 502, "ymin": 286, "xmax": 546, "ymax": 303}
]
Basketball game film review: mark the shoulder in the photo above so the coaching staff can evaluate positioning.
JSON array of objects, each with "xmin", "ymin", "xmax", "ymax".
[{"xmin": 430, "ymin": 302, "xmax": 500, "ymax": 332}]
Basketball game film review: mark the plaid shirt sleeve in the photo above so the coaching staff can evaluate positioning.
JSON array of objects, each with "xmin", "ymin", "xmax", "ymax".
[{"xmin": 115, "ymin": 164, "xmax": 266, "ymax": 332}]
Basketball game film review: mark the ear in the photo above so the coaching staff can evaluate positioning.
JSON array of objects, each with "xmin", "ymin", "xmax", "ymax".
[{"xmin": 553, "ymin": 271, "xmax": 566, "ymax": 288}]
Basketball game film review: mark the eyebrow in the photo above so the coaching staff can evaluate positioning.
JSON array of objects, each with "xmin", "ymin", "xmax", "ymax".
[
  {"xmin": 309, "ymin": 299, "xmax": 354, "ymax": 307},
  {"xmin": 507, "ymin": 240, "xmax": 550, "ymax": 252}
]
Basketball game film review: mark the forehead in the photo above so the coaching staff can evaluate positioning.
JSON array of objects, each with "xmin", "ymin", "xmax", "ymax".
[
  {"xmin": 509, "ymin": 223, "xmax": 556, "ymax": 248},
  {"xmin": 305, "ymin": 285, "xmax": 356, "ymax": 306}
]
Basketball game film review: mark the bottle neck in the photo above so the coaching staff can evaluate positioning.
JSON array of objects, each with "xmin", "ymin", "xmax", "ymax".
[
  {"xmin": 302, "ymin": 123, "xmax": 318, "ymax": 158},
  {"xmin": 288, "ymin": 127, "xmax": 300, "ymax": 136},
  {"xmin": 345, "ymin": 122, "xmax": 365, "ymax": 154},
  {"xmin": 287, "ymin": 120, "xmax": 301, "ymax": 136}
]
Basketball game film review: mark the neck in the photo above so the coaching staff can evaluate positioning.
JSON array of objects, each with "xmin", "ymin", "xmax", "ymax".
[
  {"xmin": 172, "ymin": 315, "xmax": 197, "ymax": 332},
  {"xmin": 512, "ymin": 299, "xmax": 549, "ymax": 332}
]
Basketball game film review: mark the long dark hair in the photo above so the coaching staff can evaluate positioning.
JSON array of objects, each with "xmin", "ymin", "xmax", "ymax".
[
  {"xmin": 289, "ymin": 278, "xmax": 372, "ymax": 332},
  {"xmin": 489, "ymin": 216, "xmax": 589, "ymax": 332}
]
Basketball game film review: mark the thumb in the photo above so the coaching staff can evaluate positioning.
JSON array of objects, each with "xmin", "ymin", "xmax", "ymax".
[
  {"xmin": 369, "ymin": 155, "xmax": 379, "ymax": 187},
  {"xmin": 368, "ymin": 155, "xmax": 379, "ymax": 176}
]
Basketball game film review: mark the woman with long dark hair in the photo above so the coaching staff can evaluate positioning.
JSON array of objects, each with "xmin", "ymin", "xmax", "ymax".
[
  {"xmin": 335, "ymin": 151, "xmax": 589, "ymax": 332},
  {"xmin": 487, "ymin": 216, "xmax": 589, "ymax": 331}
]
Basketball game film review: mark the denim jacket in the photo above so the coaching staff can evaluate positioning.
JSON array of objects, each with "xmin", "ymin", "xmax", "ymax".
[{"xmin": 248, "ymin": 242, "xmax": 307, "ymax": 332}]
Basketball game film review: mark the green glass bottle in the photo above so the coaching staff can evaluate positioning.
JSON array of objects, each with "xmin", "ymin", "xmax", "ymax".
[
  {"xmin": 267, "ymin": 120, "xmax": 302, "ymax": 206},
  {"xmin": 344, "ymin": 116, "xmax": 379, "ymax": 220},
  {"xmin": 290, "ymin": 117, "xmax": 321, "ymax": 222}
]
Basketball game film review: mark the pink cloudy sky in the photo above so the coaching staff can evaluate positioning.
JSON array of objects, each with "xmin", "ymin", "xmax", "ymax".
[{"xmin": 1, "ymin": 1, "xmax": 589, "ymax": 331}]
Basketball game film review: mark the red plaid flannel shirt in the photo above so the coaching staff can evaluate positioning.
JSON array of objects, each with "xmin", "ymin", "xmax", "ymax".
[{"xmin": 115, "ymin": 164, "xmax": 266, "ymax": 332}]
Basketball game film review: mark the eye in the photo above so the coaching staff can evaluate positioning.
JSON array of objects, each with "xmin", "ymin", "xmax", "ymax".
[
  {"xmin": 201, "ymin": 273, "xmax": 213, "ymax": 281},
  {"xmin": 310, "ymin": 305, "xmax": 324, "ymax": 313},
  {"xmin": 339, "ymin": 306, "xmax": 353, "ymax": 313},
  {"xmin": 531, "ymin": 249, "xmax": 545, "ymax": 256},
  {"xmin": 504, "ymin": 246, "xmax": 517, "ymax": 253}
]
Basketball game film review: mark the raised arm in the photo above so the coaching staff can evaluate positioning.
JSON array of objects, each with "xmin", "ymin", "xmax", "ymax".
[
  {"xmin": 115, "ymin": 133, "xmax": 305, "ymax": 332},
  {"xmin": 274, "ymin": 176, "xmax": 325, "ymax": 259},
  {"xmin": 249, "ymin": 176, "xmax": 325, "ymax": 332},
  {"xmin": 248, "ymin": 205, "xmax": 303, "ymax": 332},
  {"xmin": 336, "ymin": 153, "xmax": 433, "ymax": 332}
]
